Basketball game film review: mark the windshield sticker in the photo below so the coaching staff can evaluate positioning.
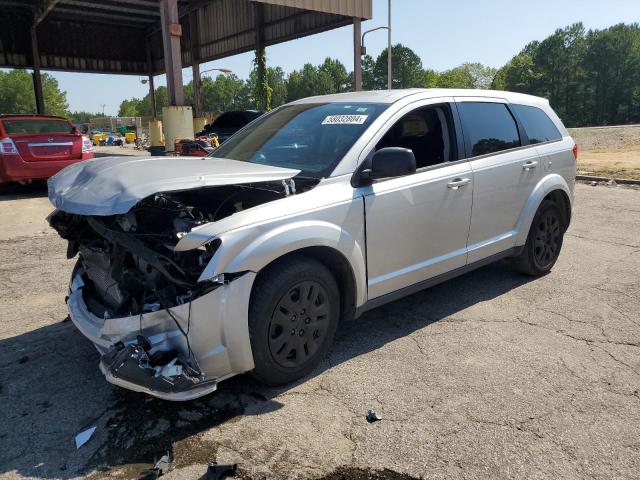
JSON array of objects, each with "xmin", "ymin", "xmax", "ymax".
[{"xmin": 322, "ymin": 115, "xmax": 369, "ymax": 125}]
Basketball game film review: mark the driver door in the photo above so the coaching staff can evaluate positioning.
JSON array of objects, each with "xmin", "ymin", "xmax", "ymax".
[{"xmin": 358, "ymin": 101, "xmax": 473, "ymax": 300}]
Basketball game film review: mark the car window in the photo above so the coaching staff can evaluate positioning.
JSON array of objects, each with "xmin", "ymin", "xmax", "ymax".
[
  {"xmin": 1, "ymin": 119, "xmax": 73, "ymax": 134},
  {"xmin": 212, "ymin": 103, "xmax": 388, "ymax": 178},
  {"xmin": 510, "ymin": 104, "xmax": 562, "ymax": 144},
  {"xmin": 458, "ymin": 102, "xmax": 521, "ymax": 157},
  {"xmin": 211, "ymin": 112, "xmax": 248, "ymax": 129},
  {"xmin": 375, "ymin": 104, "xmax": 456, "ymax": 169}
]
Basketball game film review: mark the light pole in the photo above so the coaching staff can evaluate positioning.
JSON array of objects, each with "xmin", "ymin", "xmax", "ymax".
[
  {"xmin": 387, "ymin": 0, "xmax": 392, "ymax": 91},
  {"xmin": 360, "ymin": 0, "xmax": 392, "ymax": 90}
]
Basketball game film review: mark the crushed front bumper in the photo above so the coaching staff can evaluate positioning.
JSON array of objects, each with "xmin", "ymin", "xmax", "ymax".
[{"xmin": 67, "ymin": 270, "xmax": 257, "ymax": 401}]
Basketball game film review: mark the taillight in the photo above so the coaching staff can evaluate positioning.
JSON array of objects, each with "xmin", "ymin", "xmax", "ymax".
[
  {"xmin": 572, "ymin": 144, "xmax": 578, "ymax": 161},
  {"xmin": 0, "ymin": 137, "xmax": 19, "ymax": 155},
  {"xmin": 82, "ymin": 136, "xmax": 93, "ymax": 152}
]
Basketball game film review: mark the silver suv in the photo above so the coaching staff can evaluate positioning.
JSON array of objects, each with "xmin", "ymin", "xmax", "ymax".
[{"xmin": 49, "ymin": 89, "xmax": 576, "ymax": 400}]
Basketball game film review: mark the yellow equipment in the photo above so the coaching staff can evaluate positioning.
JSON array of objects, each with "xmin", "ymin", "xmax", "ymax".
[{"xmin": 92, "ymin": 133, "xmax": 108, "ymax": 146}]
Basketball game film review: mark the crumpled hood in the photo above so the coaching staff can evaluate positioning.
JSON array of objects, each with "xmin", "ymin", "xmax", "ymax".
[{"xmin": 48, "ymin": 155, "xmax": 300, "ymax": 216}]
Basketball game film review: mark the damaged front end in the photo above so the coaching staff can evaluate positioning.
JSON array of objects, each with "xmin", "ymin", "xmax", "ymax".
[{"xmin": 50, "ymin": 177, "xmax": 308, "ymax": 400}]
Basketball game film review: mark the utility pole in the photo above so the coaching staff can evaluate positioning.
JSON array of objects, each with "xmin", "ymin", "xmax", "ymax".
[
  {"xmin": 100, "ymin": 104, "xmax": 106, "ymax": 116},
  {"xmin": 387, "ymin": 0, "xmax": 392, "ymax": 90}
]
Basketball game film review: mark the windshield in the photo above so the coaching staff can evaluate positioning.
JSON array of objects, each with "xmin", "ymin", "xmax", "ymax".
[
  {"xmin": 1, "ymin": 119, "xmax": 73, "ymax": 134},
  {"xmin": 211, "ymin": 103, "xmax": 388, "ymax": 178}
]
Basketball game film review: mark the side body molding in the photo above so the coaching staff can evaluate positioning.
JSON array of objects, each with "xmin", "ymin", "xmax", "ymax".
[
  {"xmin": 514, "ymin": 173, "xmax": 573, "ymax": 246},
  {"xmin": 199, "ymin": 219, "xmax": 368, "ymax": 308}
]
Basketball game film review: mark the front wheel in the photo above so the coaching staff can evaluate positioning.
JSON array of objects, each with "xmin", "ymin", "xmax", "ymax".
[
  {"xmin": 513, "ymin": 200, "xmax": 565, "ymax": 276},
  {"xmin": 248, "ymin": 256, "xmax": 340, "ymax": 386}
]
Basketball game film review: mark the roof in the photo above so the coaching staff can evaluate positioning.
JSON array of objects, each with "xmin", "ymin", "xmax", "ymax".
[
  {"xmin": 292, "ymin": 88, "xmax": 550, "ymax": 105},
  {"xmin": 0, "ymin": 0, "xmax": 372, "ymax": 75},
  {"xmin": 0, "ymin": 114, "xmax": 69, "ymax": 120}
]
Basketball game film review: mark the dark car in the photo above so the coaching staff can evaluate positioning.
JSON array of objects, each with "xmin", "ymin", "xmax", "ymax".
[
  {"xmin": 197, "ymin": 110, "xmax": 264, "ymax": 144},
  {"xmin": 0, "ymin": 114, "xmax": 94, "ymax": 186}
]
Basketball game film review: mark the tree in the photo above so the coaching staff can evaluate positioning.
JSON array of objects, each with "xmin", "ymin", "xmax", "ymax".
[
  {"xmin": 286, "ymin": 63, "xmax": 335, "ymax": 101},
  {"xmin": 117, "ymin": 98, "xmax": 143, "ymax": 117},
  {"xmin": 201, "ymin": 74, "xmax": 252, "ymax": 113},
  {"xmin": 435, "ymin": 66, "xmax": 475, "ymax": 88},
  {"xmin": 361, "ymin": 54, "xmax": 376, "ymax": 90},
  {"xmin": 0, "ymin": 69, "xmax": 69, "ymax": 116},
  {"xmin": 248, "ymin": 66, "xmax": 288, "ymax": 109},
  {"xmin": 492, "ymin": 54, "xmax": 537, "ymax": 92},
  {"xmin": 318, "ymin": 57, "xmax": 350, "ymax": 93},
  {"xmin": 373, "ymin": 44, "xmax": 424, "ymax": 89},
  {"xmin": 69, "ymin": 111, "xmax": 101, "ymax": 123}
]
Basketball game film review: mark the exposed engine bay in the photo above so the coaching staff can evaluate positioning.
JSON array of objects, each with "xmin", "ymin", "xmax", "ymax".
[{"xmin": 50, "ymin": 179, "xmax": 312, "ymax": 320}]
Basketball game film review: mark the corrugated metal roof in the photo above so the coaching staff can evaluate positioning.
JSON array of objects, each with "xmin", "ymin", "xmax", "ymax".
[
  {"xmin": 0, "ymin": 0, "xmax": 372, "ymax": 75},
  {"xmin": 254, "ymin": 0, "xmax": 372, "ymax": 19}
]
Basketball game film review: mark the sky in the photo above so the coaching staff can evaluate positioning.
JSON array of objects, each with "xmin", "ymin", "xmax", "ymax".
[{"xmin": 40, "ymin": 0, "xmax": 640, "ymax": 115}]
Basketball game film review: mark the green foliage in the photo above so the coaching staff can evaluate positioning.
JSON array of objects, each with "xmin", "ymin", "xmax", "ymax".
[
  {"xmin": 69, "ymin": 111, "xmax": 102, "ymax": 123},
  {"xmin": 373, "ymin": 44, "xmax": 424, "ymax": 89},
  {"xmin": 0, "ymin": 69, "xmax": 69, "ymax": 116},
  {"xmin": 253, "ymin": 47, "xmax": 272, "ymax": 110},
  {"xmin": 494, "ymin": 22, "xmax": 640, "ymax": 126},
  {"xmin": 103, "ymin": 22, "xmax": 640, "ymax": 127}
]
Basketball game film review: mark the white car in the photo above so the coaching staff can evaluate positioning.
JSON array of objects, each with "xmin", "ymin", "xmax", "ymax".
[{"xmin": 48, "ymin": 89, "xmax": 576, "ymax": 400}]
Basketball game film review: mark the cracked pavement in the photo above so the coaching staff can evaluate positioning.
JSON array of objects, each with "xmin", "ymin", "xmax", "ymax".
[{"xmin": 0, "ymin": 183, "xmax": 639, "ymax": 479}]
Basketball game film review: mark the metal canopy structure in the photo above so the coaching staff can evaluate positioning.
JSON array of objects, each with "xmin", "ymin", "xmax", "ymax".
[
  {"xmin": 0, "ymin": 0, "xmax": 371, "ymax": 76},
  {"xmin": 0, "ymin": 0, "xmax": 371, "ymax": 119}
]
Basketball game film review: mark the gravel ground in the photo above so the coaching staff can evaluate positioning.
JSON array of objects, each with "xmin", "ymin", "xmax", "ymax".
[
  {"xmin": 0, "ymin": 183, "xmax": 639, "ymax": 480},
  {"xmin": 569, "ymin": 125, "xmax": 640, "ymax": 179}
]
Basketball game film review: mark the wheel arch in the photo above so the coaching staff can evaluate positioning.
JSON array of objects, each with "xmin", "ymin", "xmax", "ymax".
[
  {"xmin": 199, "ymin": 220, "xmax": 367, "ymax": 313},
  {"xmin": 254, "ymin": 246, "xmax": 358, "ymax": 322},
  {"xmin": 515, "ymin": 174, "xmax": 573, "ymax": 246}
]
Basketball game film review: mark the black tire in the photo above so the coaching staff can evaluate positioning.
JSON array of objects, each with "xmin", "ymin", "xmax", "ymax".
[
  {"xmin": 248, "ymin": 255, "xmax": 340, "ymax": 386},
  {"xmin": 513, "ymin": 200, "xmax": 565, "ymax": 276}
]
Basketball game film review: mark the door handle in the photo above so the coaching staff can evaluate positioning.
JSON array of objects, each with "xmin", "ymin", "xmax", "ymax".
[
  {"xmin": 447, "ymin": 178, "xmax": 471, "ymax": 190},
  {"xmin": 523, "ymin": 160, "xmax": 538, "ymax": 171}
]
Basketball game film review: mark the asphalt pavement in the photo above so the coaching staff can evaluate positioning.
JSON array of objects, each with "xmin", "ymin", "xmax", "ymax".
[{"xmin": 0, "ymin": 183, "xmax": 638, "ymax": 479}]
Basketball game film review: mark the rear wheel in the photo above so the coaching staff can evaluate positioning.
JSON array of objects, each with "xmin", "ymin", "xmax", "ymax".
[
  {"xmin": 248, "ymin": 256, "xmax": 340, "ymax": 386},
  {"xmin": 513, "ymin": 200, "xmax": 565, "ymax": 276}
]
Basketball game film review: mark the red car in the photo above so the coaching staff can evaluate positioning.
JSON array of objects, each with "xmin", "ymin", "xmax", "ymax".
[{"xmin": 0, "ymin": 115, "xmax": 94, "ymax": 185}]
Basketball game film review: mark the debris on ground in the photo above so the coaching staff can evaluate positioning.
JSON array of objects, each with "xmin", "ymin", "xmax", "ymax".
[
  {"xmin": 140, "ymin": 451, "xmax": 172, "ymax": 479},
  {"xmin": 366, "ymin": 410, "xmax": 382, "ymax": 423},
  {"xmin": 74, "ymin": 426, "xmax": 97, "ymax": 449},
  {"xmin": 204, "ymin": 461, "xmax": 237, "ymax": 479}
]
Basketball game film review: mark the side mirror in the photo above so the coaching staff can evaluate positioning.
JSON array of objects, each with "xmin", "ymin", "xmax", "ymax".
[{"xmin": 353, "ymin": 147, "xmax": 416, "ymax": 186}]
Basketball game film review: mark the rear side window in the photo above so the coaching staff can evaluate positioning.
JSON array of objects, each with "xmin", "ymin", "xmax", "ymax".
[
  {"xmin": 510, "ymin": 104, "xmax": 562, "ymax": 144},
  {"xmin": 458, "ymin": 102, "xmax": 520, "ymax": 157},
  {"xmin": 1, "ymin": 119, "xmax": 73, "ymax": 135}
]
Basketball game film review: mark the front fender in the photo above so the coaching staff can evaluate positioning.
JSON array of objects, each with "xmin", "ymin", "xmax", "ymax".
[
  {"xmin": 199, "ymin": 220, "xmax": 368, "ymax": 307},
  {"xmin": 514, "ymin": 173, "xmax": 573, "ymax": 246}
]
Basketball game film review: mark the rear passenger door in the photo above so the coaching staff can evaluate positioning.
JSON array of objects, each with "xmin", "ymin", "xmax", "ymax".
[{"xmin": 455, "ymin": 98, "xmax": 542, "ymax": 263}]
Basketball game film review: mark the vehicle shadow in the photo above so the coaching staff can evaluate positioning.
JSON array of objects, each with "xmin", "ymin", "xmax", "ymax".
[
  {"xmin": 0, "ymin": 181, "xmax": 48, "ymax": 200},
  {"xmin": 0, "ymin": 260, "xmax": 531, "ymax": 479}
]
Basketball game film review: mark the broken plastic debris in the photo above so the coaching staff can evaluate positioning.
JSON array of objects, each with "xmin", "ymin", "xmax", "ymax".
[
  {"xmin": 74, "ymin": 426, "xmax": 96, "ymax": 449},
  {"xmin": 205, "ymin": 461, "xmax": 237, "ymax": 479},
  {"xmin": 154, "ymin": 358, "xmax": 183, "ymax": 378},
  {"xmin": 140, "ymin": 451, "xmax": 172, "ymax": 479},
  {"xmin": 366, "ymin": 410, "xmax": 382, "ymax": 423}
]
